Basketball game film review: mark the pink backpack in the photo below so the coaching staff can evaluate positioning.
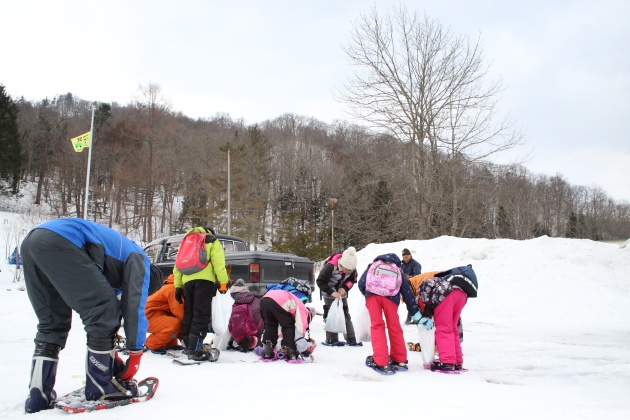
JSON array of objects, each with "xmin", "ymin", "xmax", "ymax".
[
  {"xmin": 228, "ymin": 303, "xmax": 262, "ymax": 342},
  {"xmin": 365, "ymin": 260, "xmax": 402, "ymax": 297}
]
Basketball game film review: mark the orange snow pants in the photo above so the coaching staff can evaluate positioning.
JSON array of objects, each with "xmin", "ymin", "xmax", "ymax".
[{"xmin": 146, "ymin": 313, "xmax": 182, "ymax": 351}]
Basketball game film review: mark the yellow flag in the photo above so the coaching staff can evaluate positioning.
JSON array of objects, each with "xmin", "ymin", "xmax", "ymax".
[{"xmin": 70, "ymin": 131, "xmax": 91, "ymax": 152}]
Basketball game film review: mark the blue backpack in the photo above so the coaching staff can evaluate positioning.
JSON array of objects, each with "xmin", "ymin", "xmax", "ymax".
[
  {"xmin": 266, "ymin": 278, "xmax": 311, "ymax": 303},
  {"xmin": 436, "ymin": 264, "xmax": 478, "ymax": 298}
]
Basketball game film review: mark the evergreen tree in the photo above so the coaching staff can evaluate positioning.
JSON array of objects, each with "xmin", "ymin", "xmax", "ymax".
[
  {"xmin": 565, "ymin": 211, "xmax": 579, "ymax": 238},
  {"xmin": 496, "ymin": 205, "xmax": 512, "ymax": 238},
  {"xmin": 0, "ymin": 85, "xmax": 24, "ymax": 195}
]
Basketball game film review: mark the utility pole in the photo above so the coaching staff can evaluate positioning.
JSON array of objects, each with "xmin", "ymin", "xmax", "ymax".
[
  {"xmin": 227, "ymin": 148, "xmax": 231, "ymax": 235},
  {"xmin": 329, "ymin": 198, "xmax": 338, "ymax": 253}
]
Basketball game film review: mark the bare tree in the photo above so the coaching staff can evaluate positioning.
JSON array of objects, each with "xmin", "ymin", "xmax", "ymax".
[
  {"xmin": 131, "ymin": 83, "xmax": 172, "ymax": 242},
  {"xmin": 339, "ymin": 5, "xmax": 523, "ymax": 237}
]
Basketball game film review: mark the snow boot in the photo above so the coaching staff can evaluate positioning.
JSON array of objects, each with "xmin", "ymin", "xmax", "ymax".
[
  {"xmin": 85, "ymin": 347, "xmax": 135, "ymax": 401},
  {"xmin": 165, "ymin": 344, "xmax": 186, "ymax": 351},
  {"xmin": 346, "ymin": 339, "xmax": 363, "ymax": 347},
  {"xmin": 285, "ymin": 347, "xmax": 298, "ymax": 361},
  {"xmin": 430, "ymin": 362, "xmax": 458, "ymax": 373},
  {"xmin": 25, "ymin": 343, "xmax": 60, "ymax": 414},
  {"xmin": 263, "ymin": 340, "xmax": 275, "ymax": 359},
  {"xmin": 365, "ymin": 356, "xmax": 395, "ymax": 375},
  {"xmin": 187, "ymin": 333, "xmax": 210, "ymax": 361},
  {"xmin": 390, "ymin": 359, "xmax": 409, "ymax": 372}
]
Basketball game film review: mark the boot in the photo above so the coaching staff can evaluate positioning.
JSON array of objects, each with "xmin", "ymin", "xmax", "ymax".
[
  {"xmin": 85, "ymin": 347, "xmax": 134, "ymax": 401},
  {"xmin": 430, "ymin": 361, "xmax": 456, "ymax": 372},
  {"xmin": 25, "ymin": 343, "xmax": 60, "ymax": 414},
  {"xmin": 286, "ymin": 347, "xmax": 298, "ymax": 361},
  {"xmin": 239, "ymin": 337, "xmax": 251, "ymax": 353},
  {"xmin": 263, "ymin": 340, "xmax": 275, "ymax": 359},
  {"xmin": 187, "ymin": 333, "xmax": 209, "ymax": 361}
]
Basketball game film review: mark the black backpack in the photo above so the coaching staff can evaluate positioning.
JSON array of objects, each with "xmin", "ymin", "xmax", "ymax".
[{"xmin": 436, "ymin": 264, "xmax": 478, "ymax": 298}]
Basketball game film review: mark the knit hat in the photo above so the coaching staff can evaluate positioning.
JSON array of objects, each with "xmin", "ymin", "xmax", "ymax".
[
  {"xmin": 230, "ymin": 278, "xmax": 248, "ymax": 294},
  {"xmin": 304, "ymin": 306, "xmax": 317, "ymax": 324},
  {"xmin": 338, "ymin": 247, "xmax": 358, "ymax": 271},
  {"xmin": 402, "ymin": 248, "xmax": 411, "ymax": 256}
]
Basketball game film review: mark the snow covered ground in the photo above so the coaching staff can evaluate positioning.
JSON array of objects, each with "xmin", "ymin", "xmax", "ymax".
[{"xmin": 1, "ymin": 210, "xmax": 629, "ymax": 419}]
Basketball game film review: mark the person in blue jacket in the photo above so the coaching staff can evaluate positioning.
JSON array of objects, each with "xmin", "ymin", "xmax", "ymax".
[
  {"xmin": 401, "ymin": 248, "xmax": 422, "ymax": 324},
  {"xmin": 20, "ymin": 218, "xmax": 163, "ymax": 414}
]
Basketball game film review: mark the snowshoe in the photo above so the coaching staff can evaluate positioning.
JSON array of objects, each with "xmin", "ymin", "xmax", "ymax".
[
  {"xmin": 284, "ymin": 348, "xmax": 303, "ymax": 364},
  {"xmin": 346, "ymin": 339, "xmax": 363, "ymax": 347},
  {"xmin": 390, "ymin": 360, "xmax": 409, "ymax": 372},
  {"xmin": 430, "ymin": 362, "xmax": 459, "ymax": 374},
  {"xmin": 365, "ymin": 356, "xmax": 395, "ymax": 375},
  {"xmin": 321, "ymin": 339, "xmax": 346, "ymax": 347}
]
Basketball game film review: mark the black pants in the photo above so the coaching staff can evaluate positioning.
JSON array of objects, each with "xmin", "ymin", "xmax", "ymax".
[
  {"xmin": 181, "ymin": 280, "xmax": 216, "ymax": 341},
  {"xmin": 260, "ymin": 297, "xmax": 297, "ymax": 351},
  {"xmin": 21, "ymin": 229, "xmax": 120, "ymax": 349}
]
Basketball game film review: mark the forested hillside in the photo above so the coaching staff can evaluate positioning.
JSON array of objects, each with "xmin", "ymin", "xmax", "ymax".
[{"xmin": 1, "ymin": 83, "xmax": 628, "ymax": 261}]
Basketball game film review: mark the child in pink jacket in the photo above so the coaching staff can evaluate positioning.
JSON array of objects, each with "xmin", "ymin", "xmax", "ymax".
[{"xmin": 259, "ymin": 289, "xmax": 316, "ymax": 361}]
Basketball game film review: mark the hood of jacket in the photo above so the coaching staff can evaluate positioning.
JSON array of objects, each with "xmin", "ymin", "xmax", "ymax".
[{"xmin": 372, "ymin": 253, "xmax": 402, "ymax": 267}]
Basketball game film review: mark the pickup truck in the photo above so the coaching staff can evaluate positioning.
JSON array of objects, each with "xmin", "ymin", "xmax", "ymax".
[{"xmin": 143, "ymin": 233, "xmax": 315, "ymax": 301}]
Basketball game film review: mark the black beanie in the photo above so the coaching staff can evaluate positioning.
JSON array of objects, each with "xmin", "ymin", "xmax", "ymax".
[{"xmin": 402, "ymin": 248, "xmax": 411, "ymax": 256}]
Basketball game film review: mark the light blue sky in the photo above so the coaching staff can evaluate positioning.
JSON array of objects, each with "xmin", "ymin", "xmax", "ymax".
[{"xmin": 2, "ymin": 0, "xmax": 629, "ymax": 202}]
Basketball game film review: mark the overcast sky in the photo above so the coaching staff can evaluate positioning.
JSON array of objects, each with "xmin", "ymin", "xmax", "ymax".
[{"xmin": 2, "ymin": 0, "xmax": 629, "ymax": 202}]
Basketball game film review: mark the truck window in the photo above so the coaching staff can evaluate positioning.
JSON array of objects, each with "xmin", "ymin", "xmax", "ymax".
[
  {"xmin": 219, "ymin": 239, "xmax": 247, "ymax": 252},
  {"xmin": 221, "ymin": 240, "xmax": 235, "ymax": 253},
  {"xmin": 144, "ymin": 244, "xmax": 163, "ymax": 263},
  {"xmin": 163, "ymin": 244, "xmax": 179, "ymax": 262}
]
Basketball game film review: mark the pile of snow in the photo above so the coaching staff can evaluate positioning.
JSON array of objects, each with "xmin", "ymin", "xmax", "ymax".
[{"xmin": 1, "ymin": 211, "xmax": 629, "ymax": 419}]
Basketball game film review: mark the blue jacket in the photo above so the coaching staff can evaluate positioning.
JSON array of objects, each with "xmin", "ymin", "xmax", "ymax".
[
  {"xmin": 34, "ymin": 218, "xmax": 152, "ymax": 351},
  {"xmin": 358, "ymin": 253, "xmax": 420, "ymax": 317},
  {"xmin": 401, "ymin": 258, "xmax": 422, "ymax": 277}
]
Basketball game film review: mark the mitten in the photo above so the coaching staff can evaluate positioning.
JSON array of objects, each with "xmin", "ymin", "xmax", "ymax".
[
  {"xmin": 175, "ymin": 287, "xmax": 184, "ymax": 304},
  {"xmin": 118, "ymin": 350, "xmax": 142, "ymax": 381},
  {"xmin": 218, "ymin": 282, "xmax": 228, "ymax": 294},
  {"xmin": 419, "ymin": 317, "xmax": 434, "ymax": 330},
  {"xmin": 411, "ymin": 311, "xmax": 422, "ymax": 322}
]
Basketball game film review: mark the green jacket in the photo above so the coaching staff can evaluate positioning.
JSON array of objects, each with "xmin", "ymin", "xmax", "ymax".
[{"xmin": 173, "ymin": 227, "xmax": 229, "ymax": 289}]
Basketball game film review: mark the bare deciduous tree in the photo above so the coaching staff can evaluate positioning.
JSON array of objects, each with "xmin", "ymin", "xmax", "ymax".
[{"xmin": 339, "ymin": 5, "xmax": 523, "ymax": 237}]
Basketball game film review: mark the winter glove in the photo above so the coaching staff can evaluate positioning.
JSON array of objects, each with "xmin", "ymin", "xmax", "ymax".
[
  {"xmin": 117, "ymin": 350, "xmax": 143, "ymax": 382},
  {"xmin": 175, "ymin": 287, "xmax": 184, "ymax": 304},
  {"xmin": 411, "ymin": 311, "xmax": 422, "ymax": 323},
  {"xmin": 299, "ymin": 338, "xmax": 317, "ymax": 358},
  {"xmin": 218, "ymin": 282, "xmax": 228, "ymax": 294},
  {"xmin": 419, "ymin": 317, "xmax": 435, "ymax": 330}
]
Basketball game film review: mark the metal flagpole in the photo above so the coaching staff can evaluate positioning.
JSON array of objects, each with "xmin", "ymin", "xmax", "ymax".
[
  {"xmin": 227, "ymin": 148, "xmax": 231, "ymax": 235},
  {"xmin": 83, "ymin": 106, "xmax": 96, "ymax": 219}
]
